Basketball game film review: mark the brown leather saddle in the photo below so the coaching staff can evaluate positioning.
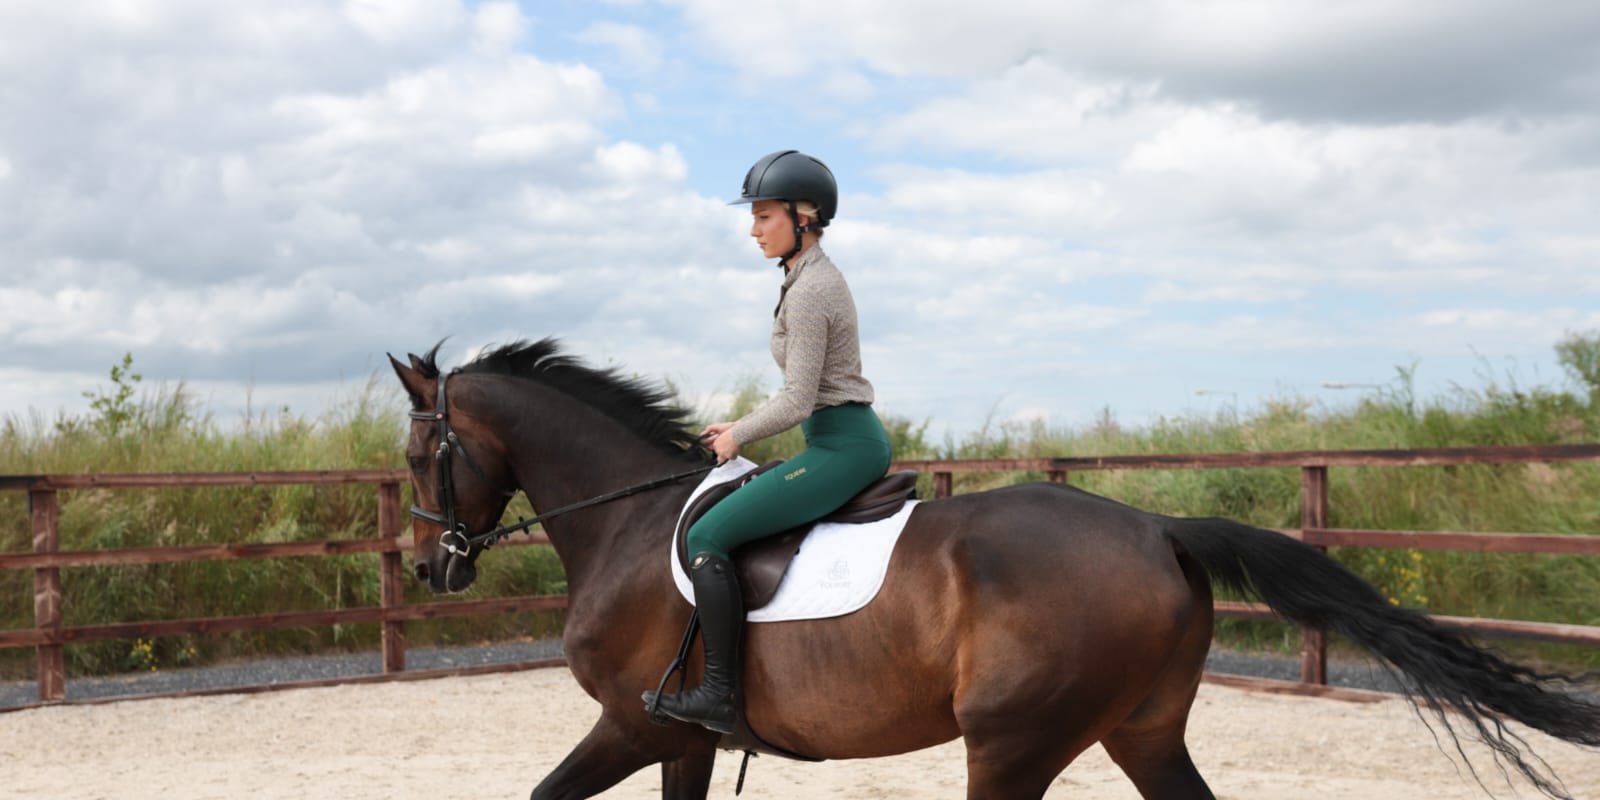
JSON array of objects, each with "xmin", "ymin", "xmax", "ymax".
[{"xmin": 674, "ymin": 461, "xmax": 919, "ymax": 610}]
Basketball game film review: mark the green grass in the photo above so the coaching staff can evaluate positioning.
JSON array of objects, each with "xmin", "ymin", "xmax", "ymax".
[
  {"xmin": 915, "ymin": 362, "xmax": 1600, "ymax": 669},
  {"xmin": 3, "ymin": 342, "xmax": 1599, "ymax": 679}
]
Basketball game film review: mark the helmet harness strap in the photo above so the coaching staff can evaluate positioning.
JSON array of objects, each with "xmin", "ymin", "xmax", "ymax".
[{"xmin": 779, "ymin": 200, "xmax": 807, "ymax": 268}]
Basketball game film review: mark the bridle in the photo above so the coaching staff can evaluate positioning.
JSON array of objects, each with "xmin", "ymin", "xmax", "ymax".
[
  {"xmin": 407, "ymin": 371, "xmax": 715, "ymax": 559},
  {"xmin": 407, "ymin": 370, "xmax": 515, "ymax": 558}
]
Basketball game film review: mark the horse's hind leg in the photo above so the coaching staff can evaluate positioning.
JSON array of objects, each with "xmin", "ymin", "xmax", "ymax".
[
  {"xmin": 1101, "ymin": 552, "xmax": 1216, "ymax": 800},
  {"xmin": 1101, "ymin": 721, "xmax": 1213, "ymax": 800},
  {"xmin": 963, "ymin": 728, "xmax": 1093, "ymax": 800}
]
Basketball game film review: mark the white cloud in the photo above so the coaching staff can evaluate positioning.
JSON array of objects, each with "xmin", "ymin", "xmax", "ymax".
[
  {"xmin": 1142, "ymin": 280, "xmax": 1307, "ymax": 305},
  {"xmin": 816, "ymin": 69, "xmax": 875, "ymax": 105},
  {"xmin": 0, "ymin": 1, "xmax": 724, "ymax": 388},
  {"xmin": 871, "ymin": 59, "xmax": 1175, "ymax": 165},
  {"xmin": 870, "ymin": 163, "xmax": 1117, "ymax": 234},
  {"xmin": 591, "ymin": 141, "xmax": 687, "ymax": 184},
  {"xmin": 275, "ymin": 57, "xmax": 613, "ymax": 164},
  {"xmin": 862, "ymin": 72, "xmax": 1600, "ymax": 307},
  {"xmin": 1408, "ymin": 308, "xmax": 1600, "ymax": 340},
  {"xmin": 1135, "ymin": 315, "xmax": 1343, "ymax": 353},
  {"xmin": 472, "ymin": 2, "xmax": 528, "ymax": 53},
  {"xmin": 4, "ymin": 0, "xmax": 1597, "ymax": 439},
  {"xmin": 674, "ymin": 1, "xmax": 1600, "ymax": 121},
  {"xmin": 1124, "ymin": 107, "xmax": 1324, "ymax": 186},
  {"xmin": 575, "ymin": 21, "xmax": 664, "ymax": 71},
  {"xmin": 1539, "ymin": 236, "xmax": 1600, "ymax": 275},
  {"xmin": 341, "ymin": 0, "xmax": 467, "ymax": 48},
  {"xmin": 1136, "ymin": 307, "xmax": 1600, "ymax": 358}
]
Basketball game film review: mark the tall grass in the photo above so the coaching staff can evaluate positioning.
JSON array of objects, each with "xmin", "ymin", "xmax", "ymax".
[
  {"xmin": 0, "ymin": 367, "xmax": 564, "ymax": 679},
  {"xmin": 916, "ymin": 355, "xmax": 1600, "ymax": 669},
  {"xmin": 3, "ymin": 338, "xmax": 1599, "ymax": 679}
]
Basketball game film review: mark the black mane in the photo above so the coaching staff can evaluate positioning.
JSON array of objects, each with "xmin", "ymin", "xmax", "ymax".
[{"xmin": 415, "ymin": 338, "xmax": 711, "ymax": 464}]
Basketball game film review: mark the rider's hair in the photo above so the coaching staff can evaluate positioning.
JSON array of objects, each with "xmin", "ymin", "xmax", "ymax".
[{"xmin": 793, "ymin": 200, "xmax": 825, "ymax": 238}]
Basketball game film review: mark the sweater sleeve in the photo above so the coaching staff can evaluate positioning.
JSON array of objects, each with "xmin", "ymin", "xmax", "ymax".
[{"xmin": 726, "ymin": 287, "xmax": 828, "ymax": 445}]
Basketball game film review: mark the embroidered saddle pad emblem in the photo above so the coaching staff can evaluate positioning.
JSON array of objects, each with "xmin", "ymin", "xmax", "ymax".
[{"xmin": 671, "ymin": 458, "xmax": 919, "ymax": 617}]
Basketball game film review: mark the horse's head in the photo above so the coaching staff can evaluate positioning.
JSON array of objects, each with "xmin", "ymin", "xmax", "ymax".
[{"xmin": 390, "ymin": 353, "xmax": 518, "ymax": 594}]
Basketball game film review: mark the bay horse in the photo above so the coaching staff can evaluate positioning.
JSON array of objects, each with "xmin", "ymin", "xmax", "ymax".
[{"xmin": 391, "ymin": 339, "xmax": 1599, "ymax": 800}]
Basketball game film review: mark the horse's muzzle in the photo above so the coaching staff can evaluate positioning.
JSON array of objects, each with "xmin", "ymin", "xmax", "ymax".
[
  {"xmin": 413, "ymin": 548, "xmax": 477, "ymax": 594},
  {"xmin": 444, "ymin": 553, "xmax": 478, "ymax": 593}
]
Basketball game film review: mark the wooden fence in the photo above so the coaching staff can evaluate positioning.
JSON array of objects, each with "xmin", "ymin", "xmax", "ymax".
[
  {"xmin": 0, "ymin": 470, "xmax": 562, "ymax": 707},
  {"xmin": 901, "ymin": 443, "xmax": 1600, "ymax": 685},
  {"xmin": 3, "ymin": 443, "xmax": 1599, "ymax": 708}
]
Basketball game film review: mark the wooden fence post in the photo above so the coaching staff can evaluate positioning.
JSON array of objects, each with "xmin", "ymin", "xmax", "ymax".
[
  {"xmin": 934, "ymin": 472, "xmax": 953, "ymax": 499},
  {"xmin": 1299, "ymin": 465, "xmax": 1329, "ymax": 685},
  {"xmin": 30, "ymin": 489, "xmax": 64, "ymax": 702},
  {"xmin": 378, "ymin": 482, "xmax": 406, "ymax": 673}
]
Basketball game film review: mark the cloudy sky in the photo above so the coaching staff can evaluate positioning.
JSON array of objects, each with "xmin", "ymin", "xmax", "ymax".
[{"xmin": 4, "ymin": 0, "xmax": 1599, "ymax": 441}]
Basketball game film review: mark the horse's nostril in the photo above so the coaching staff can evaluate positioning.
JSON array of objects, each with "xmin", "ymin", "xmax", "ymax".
[{"xmin": 414, "ymin": 562, "xmax": 430, "ymax": 582}]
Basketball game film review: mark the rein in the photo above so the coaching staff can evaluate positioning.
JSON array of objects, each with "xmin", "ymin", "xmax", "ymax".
[{"xmin": 409, "ymin": 370, "xmax": 714, "ymax": 558}]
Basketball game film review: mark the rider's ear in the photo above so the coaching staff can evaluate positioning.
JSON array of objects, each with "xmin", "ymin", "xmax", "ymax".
[{"xmin": 389, "ymin": 354, "xmax": 433, "ymax": 410}]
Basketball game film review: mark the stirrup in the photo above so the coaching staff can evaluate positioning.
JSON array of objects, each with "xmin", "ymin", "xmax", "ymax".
[{"xmin": 645, "ymin": 611, "xmax": 701, "ymax": 726}]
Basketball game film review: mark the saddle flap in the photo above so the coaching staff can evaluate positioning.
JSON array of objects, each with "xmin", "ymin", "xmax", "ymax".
[{"xmin": 731, "ymin": 528, "xmax": 807, "ymax": 609}]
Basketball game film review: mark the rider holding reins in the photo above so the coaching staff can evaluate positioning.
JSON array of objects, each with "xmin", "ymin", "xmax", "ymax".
[{"xmin": 645, "ymin": 150, "xmax": 892, "ymax": 733}]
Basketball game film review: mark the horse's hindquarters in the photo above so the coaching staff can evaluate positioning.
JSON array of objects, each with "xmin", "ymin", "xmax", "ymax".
[{"xmin": 738, "ymin": 485, "xmax": 1207, "ymax": 763}]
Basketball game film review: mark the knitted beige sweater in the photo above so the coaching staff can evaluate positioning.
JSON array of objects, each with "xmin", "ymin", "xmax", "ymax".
[{"xmin": 727, "ymin": 245, "xmax": 875, "ymax": 445}]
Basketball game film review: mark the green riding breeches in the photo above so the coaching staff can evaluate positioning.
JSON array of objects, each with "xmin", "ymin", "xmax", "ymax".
[{"xmin": 686, "ymin": 403, "xmax": 892, "ymax": 561}]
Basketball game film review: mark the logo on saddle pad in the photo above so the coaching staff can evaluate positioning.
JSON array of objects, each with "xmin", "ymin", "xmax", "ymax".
[
  {"xmin": 820, "ymin": 560, "xmax": 851, "ymax": 590},
  {"xmin": 783, "ymin": 466, "xmax": 808, "ymax": 481}
]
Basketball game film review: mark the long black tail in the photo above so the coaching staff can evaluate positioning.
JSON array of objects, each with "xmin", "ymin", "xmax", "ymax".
[{"xmin": 1167, "ymin": 516, "xmax": 1600, "ymax": 800}]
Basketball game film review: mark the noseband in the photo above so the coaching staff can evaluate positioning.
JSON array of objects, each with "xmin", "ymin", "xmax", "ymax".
[{"xmin": 408, "ymin": 371, "xmax": 715, "ymax": 558}]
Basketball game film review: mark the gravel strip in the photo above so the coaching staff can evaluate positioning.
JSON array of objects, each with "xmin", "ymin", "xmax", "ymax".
[
  {"xmin": 1204, "ymin": 649, "xmax": 1406, "ymax": 693},
  {"xmin": 0, "ymin": 639, "xmax": 564, "ymax": 708}
]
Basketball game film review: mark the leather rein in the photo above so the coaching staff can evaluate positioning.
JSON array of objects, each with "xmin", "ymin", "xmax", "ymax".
[{"xmin": 408, "ymin": 371, "xmax": 714, "ymax": 558}]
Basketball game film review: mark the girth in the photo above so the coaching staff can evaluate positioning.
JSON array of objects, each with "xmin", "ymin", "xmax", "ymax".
[{"xmin": 674, "ymin": 462, "xmax": 919, "ymax": 610}]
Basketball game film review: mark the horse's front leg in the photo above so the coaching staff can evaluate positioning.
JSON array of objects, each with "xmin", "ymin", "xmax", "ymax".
[
  {"xmin": 530, "ymin": 713, "xmax": 667, "ymax": 800},
  {"xmin": 661, "ymin": 751, "xmax": 715, "ymax": 799}
]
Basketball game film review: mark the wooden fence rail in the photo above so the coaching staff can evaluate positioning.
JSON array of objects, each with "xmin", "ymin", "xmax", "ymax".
[{"xmin": 4, "ymin": 443, "xmax": 1599, "ymax": 707}]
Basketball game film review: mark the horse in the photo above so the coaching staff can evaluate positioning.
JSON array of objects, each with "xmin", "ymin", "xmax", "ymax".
[{"xmin": 390, "ymin": 338, "xmax": 1600, "ymax": 800}]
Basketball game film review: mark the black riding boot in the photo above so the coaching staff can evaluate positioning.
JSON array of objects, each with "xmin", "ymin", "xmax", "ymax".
[{"xmin": 651, "ymin": 553, "xmax": 743, "ymax": 734}]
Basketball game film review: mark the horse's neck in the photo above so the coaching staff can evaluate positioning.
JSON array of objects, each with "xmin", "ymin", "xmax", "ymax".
[{"xmin": 483, "ymin": 380, "xmax": 696, "ymax": 600}]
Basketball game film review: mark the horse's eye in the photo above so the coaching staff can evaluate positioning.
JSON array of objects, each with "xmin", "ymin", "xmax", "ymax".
[{"xmin": 407, "ymin": 455, "xmax": 427, "ymax": 473}]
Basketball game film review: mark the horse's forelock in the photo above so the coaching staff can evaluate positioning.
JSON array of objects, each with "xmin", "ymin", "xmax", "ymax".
[{"xmin": 415, "ymin": 341, "xmax": 446, "ymax": 380}]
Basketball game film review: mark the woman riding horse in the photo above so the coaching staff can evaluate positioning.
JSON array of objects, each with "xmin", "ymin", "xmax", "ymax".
[
  {"xmin": 643, "ymin": 150, "xmax": 892, "ymax": 734},
  {"xmin": 394, "ymin": 337, "xmax": 1600, "ymax": 798}
]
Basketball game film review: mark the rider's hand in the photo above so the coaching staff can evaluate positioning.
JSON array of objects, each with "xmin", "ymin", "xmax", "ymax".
[{"xmin": 700, "ymin": 422, "xmax": 741, "ymax": 463}]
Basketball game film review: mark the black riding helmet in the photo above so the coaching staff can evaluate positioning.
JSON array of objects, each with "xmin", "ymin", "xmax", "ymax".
[{"xmin": 729, "ymin": 150, "xmax": 838, "ymax": 266}]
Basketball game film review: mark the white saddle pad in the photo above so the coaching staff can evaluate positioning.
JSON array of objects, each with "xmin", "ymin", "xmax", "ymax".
[{"xmin": 670, "ymin": 457, "xmax": 918, "ymax": 623}]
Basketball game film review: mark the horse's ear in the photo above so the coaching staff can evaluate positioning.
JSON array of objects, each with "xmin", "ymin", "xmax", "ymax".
[
  {"xmin": 408, "ymin": 353, "xmax": 427, "ymax": 372},
  {"xmin": 389, "ymin": 353, "xmax": 432, "ymax": 409}
]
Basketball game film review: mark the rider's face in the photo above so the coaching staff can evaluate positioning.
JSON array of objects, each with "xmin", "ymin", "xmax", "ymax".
[{"xmin": 750, "ymin": 199, "xmax": 810, "ymax": 260}]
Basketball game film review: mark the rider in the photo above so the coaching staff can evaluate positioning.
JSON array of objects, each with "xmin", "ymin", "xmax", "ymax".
[{"xmin": 646, "ymin": 150, "xmax": 892, "ymax": 733}]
